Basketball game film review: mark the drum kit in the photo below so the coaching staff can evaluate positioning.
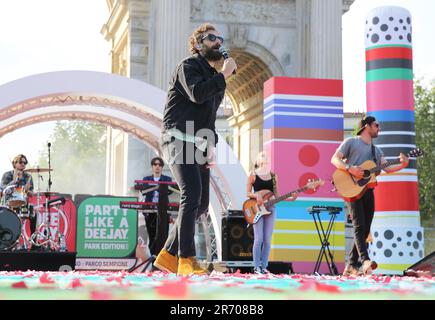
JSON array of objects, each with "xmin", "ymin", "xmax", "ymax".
[{"xmin": 0, "ymin": 163, "xmax": 66, "ymax": 252}]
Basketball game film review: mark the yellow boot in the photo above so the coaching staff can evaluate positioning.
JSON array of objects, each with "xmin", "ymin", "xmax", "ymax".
[
  {"xmin": 154, "ymin": 249, "xmax": 178, "ymax": 273},
  {"xmin": 177, "ymin": 257, "xmax": 209, "ymax": 276}
]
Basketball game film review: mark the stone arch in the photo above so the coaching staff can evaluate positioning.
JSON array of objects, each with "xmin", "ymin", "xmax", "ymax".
[
  {"xmin": 224, "ymin": 41, "xmax": 284, "ymax": 113},
  {"xmin": 221, "ymin": 41, "xmax": 282, "ymax": 172},
  {"xmin": 0, "ymin": 70, "xmax": 248, "ymax": 260}
]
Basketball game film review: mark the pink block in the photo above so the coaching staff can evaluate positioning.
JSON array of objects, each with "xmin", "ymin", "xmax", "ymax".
[
  {"xmin": 268, "ymin": 141, "xmax": 340, "ymax": 198},
  {"xmin": 366, "ymin": 80, "xmax": 414, "ymax": 110}
]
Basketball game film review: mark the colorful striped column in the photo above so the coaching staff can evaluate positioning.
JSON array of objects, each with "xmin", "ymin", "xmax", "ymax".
[
  {"xmin": 263, "ymin": 77, "xmax": 345, "ymax": 274},
  {"xmin": 365, "ymin": 6, "xmax": 424, "ymax": 274}
]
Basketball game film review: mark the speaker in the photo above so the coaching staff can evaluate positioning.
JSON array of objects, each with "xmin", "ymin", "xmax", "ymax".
[
  {"xmin": 268, "ymin": 261, "xmax": 294, "ymax": 274},
  {"xmin": 222, "ymin": 211, "xmax": 254, "ymax": 261},
  {"xmin": 73, "ymin": 194, "xmax": 92, "ymax": 207},
  {"xmin": 221, "ymin": 261, "xmax": 293, "ymax": 274},
  {"xmin": 404, "ymin": 251, "xmax": 435, "ymax": 276},
  {"xmin": 0, "ymin": 251, "xmax": 77, "ymax": 271}
]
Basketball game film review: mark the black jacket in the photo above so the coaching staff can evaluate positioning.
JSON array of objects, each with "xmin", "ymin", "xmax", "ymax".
[
  {"xmin": 140, "ymin": 174, "xmax": 173, "ymax": 203},
  {"xmin": 162, "ymin": 53, "xmax": 226, "ymax": 145}
]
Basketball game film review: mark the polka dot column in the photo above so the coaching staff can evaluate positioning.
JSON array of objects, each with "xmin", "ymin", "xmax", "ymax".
[
  {"xmin": 365, "ymin": 6, "xmax": 424, "ymax": 275},
  {"xmin": 263, "ymin": 77, "xmax": 345, "ymax": 274}
]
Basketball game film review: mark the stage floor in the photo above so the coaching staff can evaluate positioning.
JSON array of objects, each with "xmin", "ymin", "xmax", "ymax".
[{"xmin": 0, "ymin": 271, "xmax": 434, "ymax": 300}]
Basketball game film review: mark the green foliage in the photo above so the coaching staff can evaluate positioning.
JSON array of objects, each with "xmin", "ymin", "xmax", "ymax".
[
  {"xmin": 414, "ymin": 80, "xmax": 435, "ymax": 227},
  {"xmin": 352, "ymin": 122, "xmax": 360, "ymax": 137},
  {"xmin": 37, "ymin": 121, "xmax": 106, "ymax": 195}
]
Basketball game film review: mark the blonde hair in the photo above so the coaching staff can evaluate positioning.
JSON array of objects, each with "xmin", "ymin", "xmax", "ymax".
[{"xmin": 254, "ymin": 151, "xmax": 267, "ymax": 169}]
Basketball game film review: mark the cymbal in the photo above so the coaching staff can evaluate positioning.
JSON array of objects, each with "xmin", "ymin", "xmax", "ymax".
[{"xmin": 25, "ymin": 168, "xmax": 53, "ymax": 173}]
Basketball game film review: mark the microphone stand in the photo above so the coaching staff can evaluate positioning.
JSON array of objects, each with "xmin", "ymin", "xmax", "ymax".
[
  {"xmin": 48, "ymin": 142, "xmax": 52, "ymax": 192},
  {"xmin": 43, "ymin": 142, "xmax": 53, "ymax": 251}
]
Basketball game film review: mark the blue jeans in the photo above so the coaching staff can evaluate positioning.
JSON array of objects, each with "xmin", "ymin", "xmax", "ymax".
[{"xmin": 253, "ymin": 206, "xmax": 276, "ymax": 269}]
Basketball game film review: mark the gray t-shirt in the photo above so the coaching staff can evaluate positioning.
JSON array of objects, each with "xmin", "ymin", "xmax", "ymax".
[{"xmin": 337, "ymin": 137, "xmax": 384, "ymax": 167}]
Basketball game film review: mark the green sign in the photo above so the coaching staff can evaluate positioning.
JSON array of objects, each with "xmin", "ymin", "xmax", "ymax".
[{"xmin": 76, "ymin": 196, "xmax": 137, "ymax": 258}]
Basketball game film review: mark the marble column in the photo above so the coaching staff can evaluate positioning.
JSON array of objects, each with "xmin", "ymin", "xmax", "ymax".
[
  {"xmin": 309, "ymin": 0, "xmax": 342, "ymax": 79},
  {"xmin": 296, "ymin": 0, "xmax": 343, "ymax": 79},
  {"xmin": 128, "ymin": 0, "xmax": 150, "ymax": 81},
  {"xmin": 148, "ymin": 0, "xmax": 190, "ymax": 91},
  {"xmin": 295, "ymin": 0, "xmax": 311, "ymax": 78}
]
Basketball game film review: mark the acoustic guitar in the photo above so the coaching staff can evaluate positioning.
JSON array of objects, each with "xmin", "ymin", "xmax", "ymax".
[
  {"xmin": 332, "ymin": 148, "xmax": 423, "ymax": 202},
  {"xmin": 243, "ymin": 179, "xmax": 324, "ymax": 225}
]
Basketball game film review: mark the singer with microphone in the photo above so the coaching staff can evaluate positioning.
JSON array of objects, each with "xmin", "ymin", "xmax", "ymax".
[{"xmin": 155, "ymin": 23, "xmax": 237, "ymax": 276}]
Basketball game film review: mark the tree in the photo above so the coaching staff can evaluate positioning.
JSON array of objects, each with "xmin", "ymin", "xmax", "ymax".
[
  {"xmin": 37, "ymin": 121, "xmax": 106, "ymax": 196},
  {"xmin": 414, "ymin": 80, "xmax": 435, "ymax": 227}
]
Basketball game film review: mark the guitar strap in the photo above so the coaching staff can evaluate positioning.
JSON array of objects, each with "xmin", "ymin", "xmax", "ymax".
[
  {"xmin": 271, "ymin": 172, "xmax": 277, "ymax": 195},
  {"xmin": 371, "ymin": 144, "xmax": 377, "ymax": 164}
]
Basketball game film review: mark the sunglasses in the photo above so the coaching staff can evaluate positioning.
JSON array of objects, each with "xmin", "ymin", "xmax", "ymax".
[
  {"xmin": 201, "ymin": 34, "xmax": 224, "ymax": 43},
  {"xmin": 372, "ymin": 123, "xmax": 380, "ymax": 128},
  {"xmin": 18, "ymin": 161, "xmax": 27, "ymax": 165},
  {"xmin": 152, "ymin": 162, "xmax": 162, "ymax": 167}
]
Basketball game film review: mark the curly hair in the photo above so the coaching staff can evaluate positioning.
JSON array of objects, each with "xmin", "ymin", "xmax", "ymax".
[{"xmin": 188, "ymin": 23, "xmax": 217, "ymax": 54}]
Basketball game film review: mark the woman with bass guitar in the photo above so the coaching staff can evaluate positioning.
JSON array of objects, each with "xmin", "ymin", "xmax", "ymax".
[{"xmin": 245, "ymin": 151, "xmax": 297, "ymax": 274}]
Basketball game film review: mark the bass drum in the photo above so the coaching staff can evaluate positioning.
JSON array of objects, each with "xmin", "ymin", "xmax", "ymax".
[{"xmin": 0, "ymin": 206, "xmax": 21, "ymax": 250}]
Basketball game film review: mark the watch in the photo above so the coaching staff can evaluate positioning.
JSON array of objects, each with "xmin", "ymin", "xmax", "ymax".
[{"xmin": 345, "ymin": 164, "xmax": 351, "ymax": 171}]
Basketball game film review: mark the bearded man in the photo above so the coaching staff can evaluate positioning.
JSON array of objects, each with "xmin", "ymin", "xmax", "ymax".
[{"xmin": 154, "ymin": 23, "xmax": 237, "ymax": 276}]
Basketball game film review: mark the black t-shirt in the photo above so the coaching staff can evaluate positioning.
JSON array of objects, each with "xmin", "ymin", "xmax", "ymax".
[{"xmin": 252, "ymin": 174, "xmax": 274, "ymax": 193}]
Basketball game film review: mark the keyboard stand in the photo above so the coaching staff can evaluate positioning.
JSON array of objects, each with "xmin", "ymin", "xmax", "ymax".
[{"xmin": 308, "ymin": 206, "xmax": 341, "ymax": 275}]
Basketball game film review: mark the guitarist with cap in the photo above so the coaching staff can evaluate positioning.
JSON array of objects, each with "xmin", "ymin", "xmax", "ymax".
[{"xmin": 331, "ymin": 116, "xmax": 409, "ymax": 276}]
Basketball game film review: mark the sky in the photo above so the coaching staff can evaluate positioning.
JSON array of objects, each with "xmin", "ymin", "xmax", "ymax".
[
  {"xmin": 0, "ymin": 0, "xmax": 434, "ymax": 177},
  {"xmin": 342, "ymin": 0, "xmax": 435, "ymax": 113},
  {"xmin": 0, "ymin": 0, "xmax": 110, "ymax": 176}
]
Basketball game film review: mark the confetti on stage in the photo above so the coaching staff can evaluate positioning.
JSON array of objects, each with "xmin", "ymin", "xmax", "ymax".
[{"xmin": 0, "ymin": 271, "xmax": 433, "ymax": 300}]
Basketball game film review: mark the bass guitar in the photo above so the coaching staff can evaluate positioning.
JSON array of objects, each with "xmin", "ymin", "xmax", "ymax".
[{"xmin": 243, "ymin": 179, "xmax": 324, "ymax": 224}]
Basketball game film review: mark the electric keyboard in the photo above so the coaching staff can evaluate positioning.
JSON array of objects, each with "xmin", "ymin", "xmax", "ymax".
[
  {"xmin": 134, "ymin": 180, "xmax": 179, "ymax": 191},
  {"xmin": 119, "ymin": 201, "xmax": 180, "ymax": 212},
  {"xmin": 308, "ymin": 205, "xmax": 342, "ymax": 213}
]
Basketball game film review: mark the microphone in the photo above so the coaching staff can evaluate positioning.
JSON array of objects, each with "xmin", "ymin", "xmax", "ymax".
[
  {"xmin": 218, "ymin": 45, "xmax": 229, "ymax": 59},
  {"xmin": 219, "ymin": 46, "xmax": 236, "ymax": 75}
]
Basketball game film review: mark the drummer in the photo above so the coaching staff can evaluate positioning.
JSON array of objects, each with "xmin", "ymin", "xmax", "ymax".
[
  {"xmin": 0, "ymin": 154, "xmax": 34, "ymax": 196},
  {"xmin": 0, "ymin": 154, "xmax": 38, "ymax": 248}
]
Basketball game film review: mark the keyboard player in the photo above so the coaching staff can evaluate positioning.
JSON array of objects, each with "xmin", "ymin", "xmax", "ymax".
[{"xmin": 138, "ymin": 157, "xmax": 173, "ymax": 255}]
